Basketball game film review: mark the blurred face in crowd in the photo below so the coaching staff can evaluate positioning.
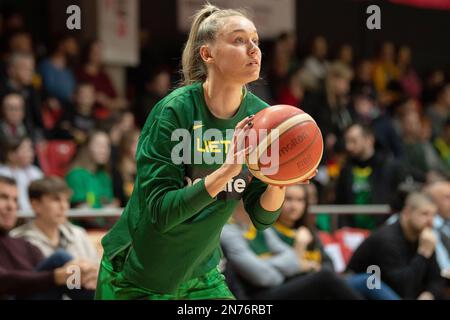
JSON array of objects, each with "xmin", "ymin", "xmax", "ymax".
[
  {"xmin": 32, "ymin": 192, "xmax": 69, "ymax": 228},
  {"xmin": 312, "ymin": 36, "xmax": 327, "ymax": 60},
  {"xmin": 333, "ymin": 75, "xmax": 350, "ymax": 96},
  {"xmin": 2, "ymin": 93, "xmax": 25, "ymax": 126},
  {"xmin": 381, "ymin": 42, "xmax": 395, "ymax": 63},
  {"xmin": 89, "ymin": 41, "xmax": 102, "ymax": 65},
  {"xmin": 9, "ymin": 32, "xmax": 32, "ymax": 54},
  {"xmin": 354, "ymin": 95, "xmax": 376, "ymax": 119},
  {"xmin": 148, "ymin": 70, "xmax": 171, "ymax": 97},
  {"xmin": 401, "ymin": 111, "xmax": 422, "ymax": 140},
  {"xmin": 398, "ymin": 46, "xmax": 411, "ymax": 66},
  {"xmin": 75, "ymin": 84, "xmax": 95, "ymax": 113},
  {"xmin": 438, "ymin": 84, "xmax": 450, "ymax": 107},
  {"xmin": 0, "ymin": 182, "xmax": 18, "ymax": 231},
  {"xmin": 357, "ymin": 60, "xmax": 373, "ymax": 83},
  {"xmin": 279, "ymin": 185, "xmax": 307, "ymax": 228},
  {"xmin": 62, "ymin": 36, "xmax": 79, "ymax": 58},
  {"xmin": 345, "ymin": 125, "xmax": 374, "ymax": 160},
  {"xmin": 203, "ymin": 15, "xmax": 261, "ymax": 85},
  {"xmin": 338, "ymin": 44, "xmax": 353, "ymax": 65},
  {"xmin": 427, "ymin": 182, "xmax": 450, "ymax": 220},
  {"xmin": 89, "ymin": 132, "xmax": 111, "ymax": 166},
  {"xmin": 8, "ymin": 138, "xmax": 34, "ymax": 168},
  {"xmin": 403, "ymin": 202, "xmax": 436, "ymax": 236},
  {"xmin": 9, "ymin": 55, "xmax": 35, "ymax": 86}
]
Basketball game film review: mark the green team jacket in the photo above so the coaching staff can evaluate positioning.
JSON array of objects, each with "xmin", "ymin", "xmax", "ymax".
[{"xmin": 101, "ymin": 82, "xmax": 281, "ymax": 294}]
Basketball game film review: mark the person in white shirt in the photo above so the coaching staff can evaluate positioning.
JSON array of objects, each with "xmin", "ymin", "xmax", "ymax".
[{"xmin": 11, "ymin": 176, "xmax": 99, "ymax": 265}]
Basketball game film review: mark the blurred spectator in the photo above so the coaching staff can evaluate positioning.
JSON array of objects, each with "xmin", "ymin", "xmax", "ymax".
[
  {"xmin": 38, "ymin": 34, "xmax": 78, "ymax": 104},
  {"xmin": 76, "ymin": 40, "xmax": 128, "ymax": 119},
  {"xmin": 112, "ymin": 129, "xmax": 140, "ymax": 207},
  {"xmin": 422, "ymin": 69, "xmax": 446, "ymax": 106},
  {"xmin": 420, "ymin": 117, "xmax": 447, "ymax": 176},
  {"xmin": 351, "ymin": 85, "xmax": 403, "ymax": 158},
  {"xmin": 335, "ymin": 44, "xmax": 353, "ymax": 67},
  {"xmin": 134, "ymin": 67, "xmax": 171, "ymax": 128},
  {"xmin": 397, "ymin": 45, "xmax": 422, "ymax": 100},
  {"xmin": 0, "ymin": 52, "xmax": 43, "ymax": 141},
  {"xmin": 0, "ymin": 136, "xmax": 43, "ymax": 210},
  {"xmin": 302, "ymin": 35, "xmax": 330, "ymax": 88},
  {"xmin": 0, "ymin": 93, "xmax": 28, "ymax": 142},
  {"xmin": 220, "ymin": 202, "xmax": 361, "ymax": 300},
  {"xmin": 0, "ymin": 176, "xmax": 97, "ymax": 300},
  {"xmin": 272, "ymin": 184, "xmax": 334, "ymax": 271},
  {"xmin": 11, "ymin": 177, "xmax": 99, "ymax": 264},
  {"xmin": 351, "ymin": 59, "xmax": 376, "ymax": 95},
  {"xmin": 275, "ymin": 66, "xmax": 305, "ymax": 108},
  {"xmin": 65, "ymin": 131, "xmax": 118, "ymax": 228},
  {"xmin": 347, "ymin": 192, "xmax": 445, "ymax": 299},
  {"xmin": 337, "ymin": 123, "xmax": 405, "ymax": 229},
  {"xmin": 423, "ymin": 182, "xmax": 450, "ymax": 279},
  {"xmin": 302, "ymin": 62, "xmax": 353, "ymax": 156},
  {"xmin": 399, "ymin": 110, "xmax": 433, "ymax": 182},
  {"xmin": 372, "ymin": 42, "xmax": 401, "ymax": 108},
  {"xmin": 434, "ymin": 117, "xmax": 450, "ymax": 170},
  {"xmin": 57, "ymin": 82, "xmax": 96, "ymax": 145},
  {"xmin": 425, "ymin": 83, "xmax": 450, "ymax": 138}
]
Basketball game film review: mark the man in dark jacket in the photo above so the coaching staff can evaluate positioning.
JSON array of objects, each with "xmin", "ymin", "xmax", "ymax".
[
  {"xmin": 347, "ymin": 192, "xmax": 445, "ymax": 299},
  {"xmin": 336, "ymin": 122, "xmax": 406, "ymax": 229}
]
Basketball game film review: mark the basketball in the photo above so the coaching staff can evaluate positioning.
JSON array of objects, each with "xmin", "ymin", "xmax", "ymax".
[{"xmin": 245, "ymin": 105, "xmax": 323, "ymax": 186}]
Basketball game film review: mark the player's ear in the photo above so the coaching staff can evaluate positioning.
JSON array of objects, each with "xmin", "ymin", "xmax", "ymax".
[{"xmin": 200, "ymin": 45, "xmax": 214, "ymax": 64}]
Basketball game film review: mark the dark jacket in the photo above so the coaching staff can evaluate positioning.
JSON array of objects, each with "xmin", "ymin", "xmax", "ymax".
[{"xmin": 347, "ymin": 221, "xmax": 445, "ymax": 299}]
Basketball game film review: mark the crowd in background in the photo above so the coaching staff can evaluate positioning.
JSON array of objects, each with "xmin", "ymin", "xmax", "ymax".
[{"xmin": 1, "ymin": 7, "xmax": 450, "ymax": 300}]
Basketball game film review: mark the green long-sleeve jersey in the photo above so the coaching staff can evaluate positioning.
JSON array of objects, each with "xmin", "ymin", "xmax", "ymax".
[{"xmin": 101, "ymin": 81, "xmax": 281, "ymax": 294}]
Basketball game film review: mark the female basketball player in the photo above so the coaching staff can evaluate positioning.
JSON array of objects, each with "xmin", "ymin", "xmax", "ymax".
[{"xmin": 95, "ymin": 4, "xmax": 315, "ymax": 300}]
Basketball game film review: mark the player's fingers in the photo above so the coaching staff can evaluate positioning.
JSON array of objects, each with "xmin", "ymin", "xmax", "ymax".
[{"xmin": 235, "ymin": 114, "xmax": 254, "ymax": 131}]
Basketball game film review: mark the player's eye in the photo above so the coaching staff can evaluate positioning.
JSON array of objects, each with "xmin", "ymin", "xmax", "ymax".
[
  {"xmin": 252, "ymin": 38, "xmax": 259, "ymax": 46},
  {"xmin": 234, "ymin": 37, "xmax": 245, "ymax": 44}
]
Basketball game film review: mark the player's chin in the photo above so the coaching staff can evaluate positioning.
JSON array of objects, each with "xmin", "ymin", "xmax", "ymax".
[{"xmin": 243, "ymin": 71, "xmax": 260, "ymax": 84}]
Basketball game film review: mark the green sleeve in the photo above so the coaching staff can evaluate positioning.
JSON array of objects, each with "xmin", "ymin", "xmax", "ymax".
[
  {"xmin": 242, "ymin": 176, "xmax": 281, "ymax": 230},
  {"xmin": 66, "ymin": 168, "xmax": 88, "ymax": 204},
  {"xmin": 136, "ymin": 115, "xmax": 216, "ymax": 233}
]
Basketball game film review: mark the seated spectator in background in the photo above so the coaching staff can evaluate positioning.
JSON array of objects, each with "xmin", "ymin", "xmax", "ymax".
[
  {"xmin": 112, "ymin": 129, "xmax": 139, "ymax": 207},
  {"xmin": 0, "ymin": 93, "xmax": 28, "ymax": 143},
  {"xmin": 420, "ymin": 117, "xmax": 447, "ymax": 176},
  {"xmin": 372, "ymin": 42, "xmax": 400, "ymax": 108},
  {"xmin": 302, "ymin": 35, "xmax": 330, "ymax": 87},
  {"xmin": 76, "ymin": 40, "xmax": 128, "ymax": 119},
  {"xmin": 220, "ymin": 202, "xmax": 361, "ymax": 300},
  {"xmin": 423, "ymin": 182, "xmax": 450, "ymax": 279},
  {"xmin": 434, "ymin": 117, "xmax": 450, "ymax": 170},
  {"xmin": 272, "ymin": 184, "xmax": 334, "ymax": 272},
  {"xmin": 57, "ymin": 82, "xmax": 96, "ymax": 145},
  {"xmin": 336, "ymin": 123, "xmax": 405, "ymax": 229},
  {"xmin": 302, "ymin": 62, "xmax": 353, "ymax": 157},
  {"xmin": 397, "ymin": 45, "xmax": 422, "ymax": 100},
  {"xmin": 399, "ymin": 110, "xmax": 433, "ymax": 182},
  {"xmin": 335, "ymin": 44, "xmax": 353, "ymax": 68},
  {"xmin": 0, "ymin": 52, "xmax": 43, "ymax": 141},
  {"xmin": 65, "ymin": 131, "xmax": 118, "ymax": 229},
  {"xmin": 134, "ymin": 67, "xmax": 171, "ymax": 129},
  {"xmin": 275, "ymin": 66, "xmax": 305, "ymax": 108},
  {"xmin": 0, "ymin": 136, "xmax": 43, "ymax": 210},
  {"xmin": 350, "ymin": 85, "xmax": 403, "ymax": 158},
  {"xmin": 0, "ymin": 176, "xmax": 97, "ymax": 300},
  {"xmin": 426, "ymin": 83, "xmax": 450, "ymax": 139},
  {"xmin": 38, "ymin": 34, "xmax": 78, "ymax": 105},
  {"xmin": 422, "ymin": 69, "xmax": 446, "ymax": 107},
  {"xmin": 347, "ymin": 192, "xmax": 445, "ymax": 300},
  {"xmin": 351, "ymin": 59, "xmax": 375, "ymax": 95},
  {"xmin": 11, "ymin": 177, "xmax": 99, "ymax": 264}
]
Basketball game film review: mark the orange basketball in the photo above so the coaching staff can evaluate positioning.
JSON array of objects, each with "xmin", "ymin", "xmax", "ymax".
[{"xmin": 245, "ymin": 105, "xmax": 323, "ymax": 186}]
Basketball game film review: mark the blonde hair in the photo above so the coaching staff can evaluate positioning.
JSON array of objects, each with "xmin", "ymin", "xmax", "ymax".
[
  {"xmin": 181, "ymin": 3, "xmax": 250, "ymax": 85},
  {"xmin": 325, "ymin": 62, "xmax": 353, "ymax": 108}
]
